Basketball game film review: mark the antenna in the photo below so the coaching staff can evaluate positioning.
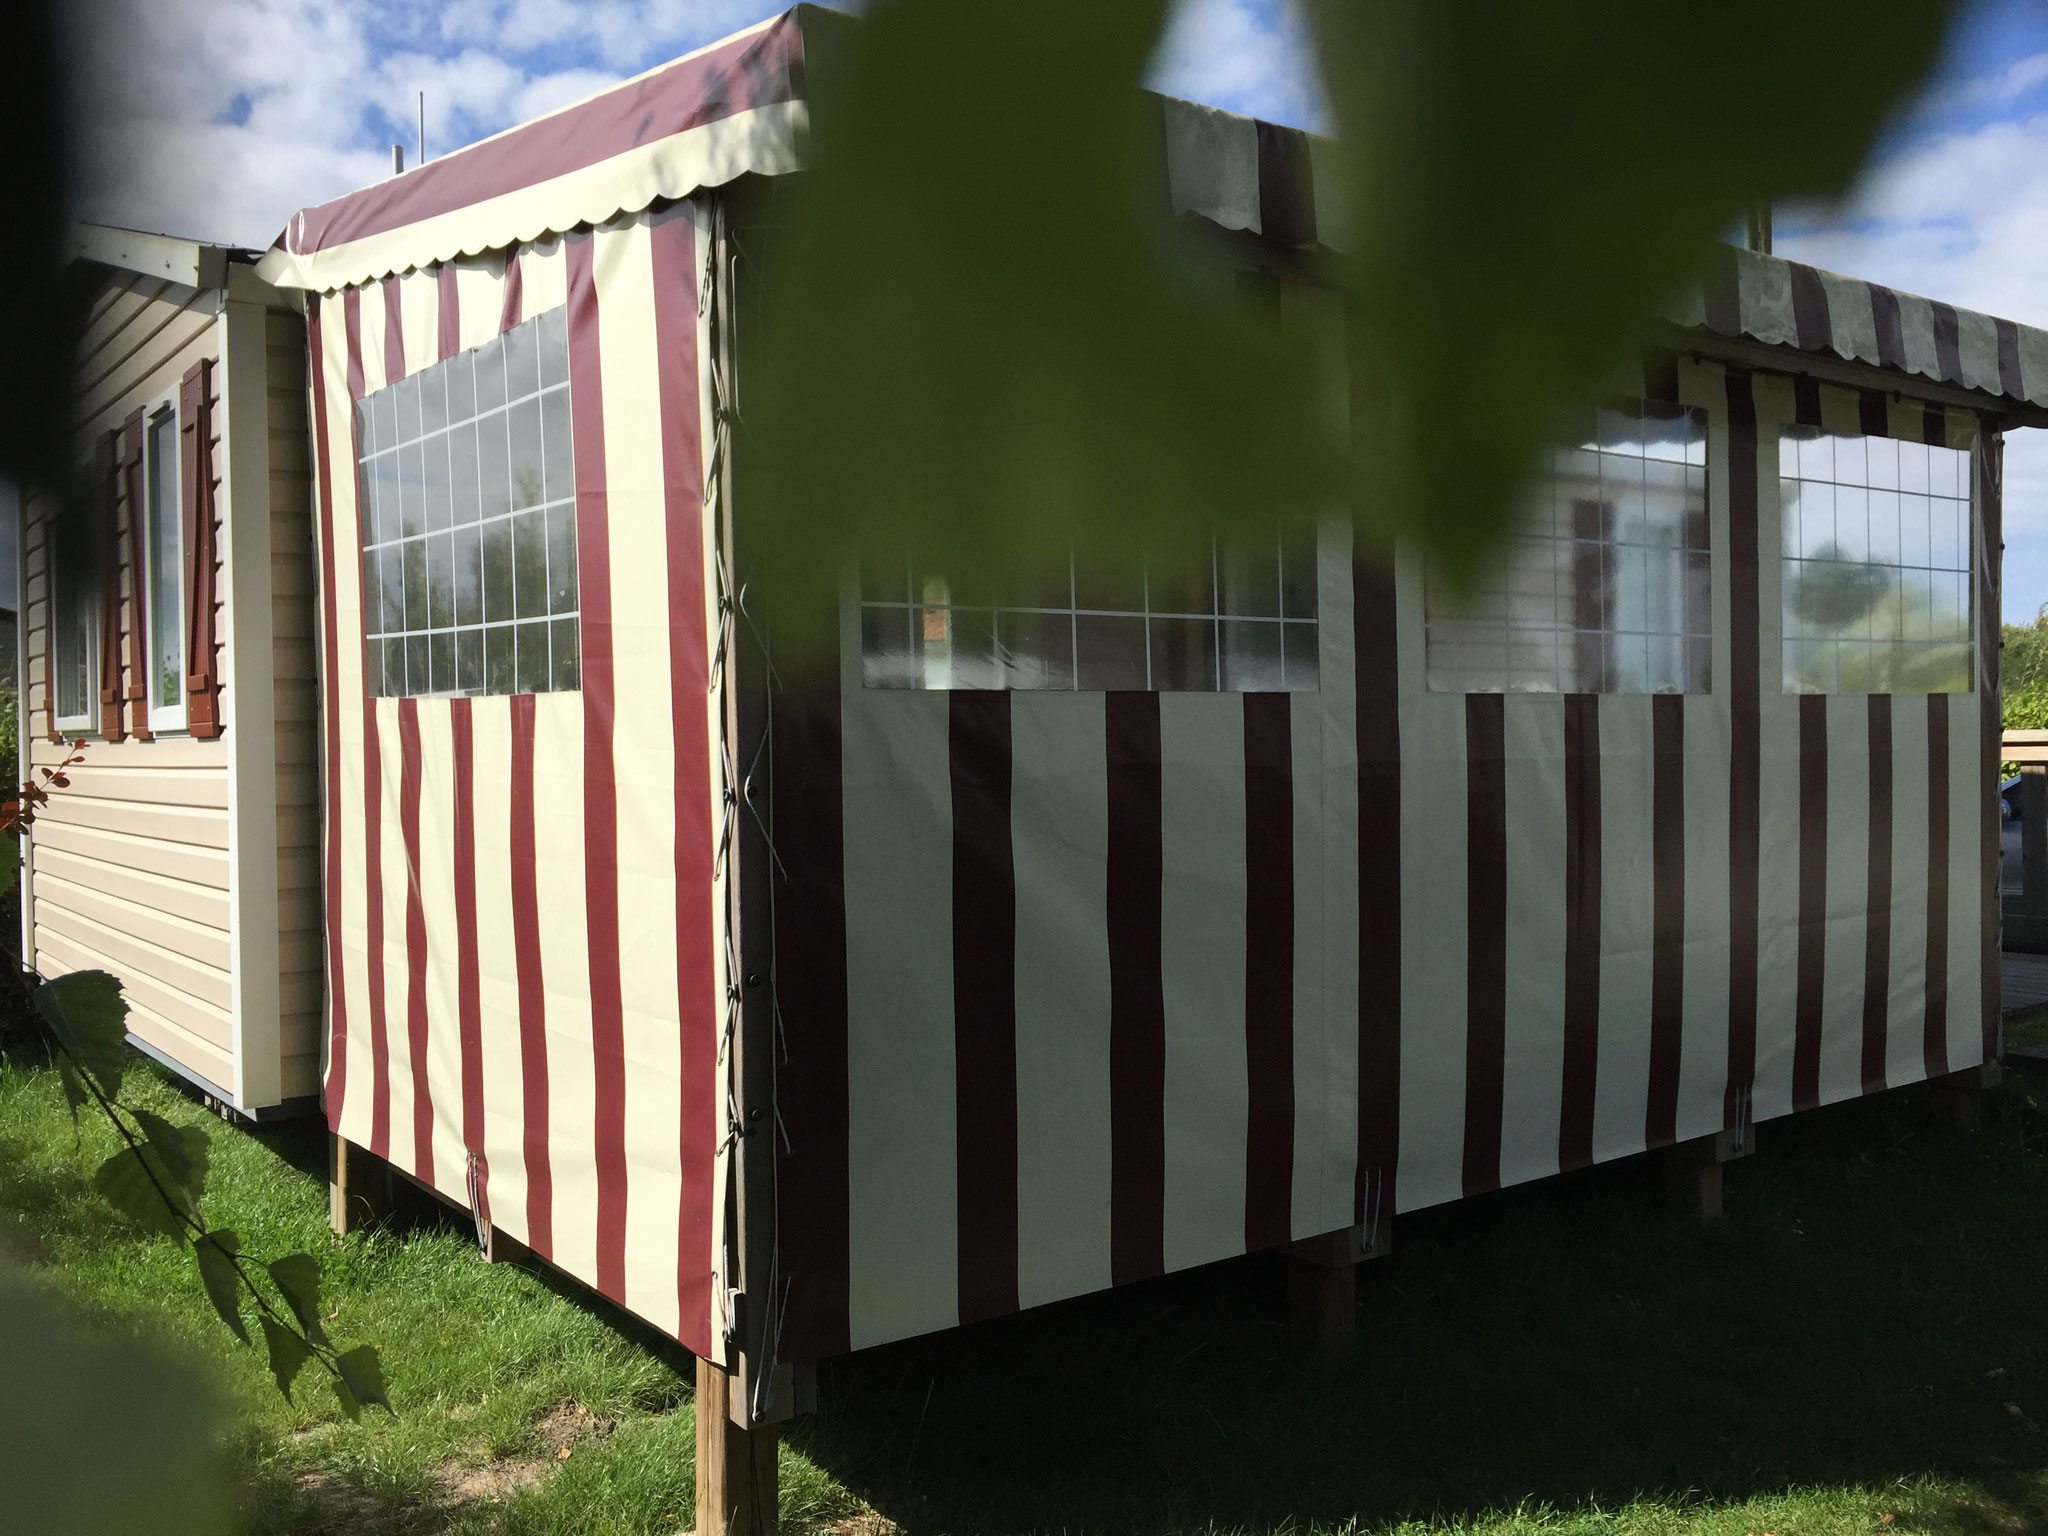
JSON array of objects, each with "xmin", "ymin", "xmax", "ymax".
[{"xmin": 419, "ymin": 91, "xmax": 426, "ymax": 166}]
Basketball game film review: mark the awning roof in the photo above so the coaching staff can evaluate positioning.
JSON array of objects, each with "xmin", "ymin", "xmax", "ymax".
[
  {"xmin": 1669, "ymin": 245, "xmax": 2048, "ymax": 416},
  {"xmin": 257, "ymin": 6, "xmax": 2048, "ymax": 416}
]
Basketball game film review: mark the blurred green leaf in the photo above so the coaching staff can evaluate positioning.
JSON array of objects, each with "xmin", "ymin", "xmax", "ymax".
[
  {"xmin": 194, "ymin": 1230, "xmax": 248, "ymax": 1345},
  {"xmin": 334, "ymin": 1344, "xmax": 391, "ymax": 1419},
  {"xmin": 92, "ymin": 1145, "xmax": 188, "ymax": 1241},
  {"xmin": 755, "ymin": 0, "xmax": 1342, "ymax": 640},
  {"xmin": 35, "ymin": 970, "xmax": 127, "ymax": 1101},
  {"xmin": 0, "ymin": 1272, "xmax": 229, "ymax": 1536},
  {"xmin": 1304, "ymin": 0, "xmax": 1952, "ymax": 577},
  {"xmin": 257, "ymin": 1315, "xmax": 310, "ymax": 1402},
  {"xmin": 267, "ymin": 1253, "xmax": 327, "ymax": 1346}
]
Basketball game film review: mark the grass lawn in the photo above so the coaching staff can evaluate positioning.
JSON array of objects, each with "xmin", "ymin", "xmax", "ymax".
[{"xmin": 2, "ymin": 1048, "xmax": 2047, "ymax": 1534}]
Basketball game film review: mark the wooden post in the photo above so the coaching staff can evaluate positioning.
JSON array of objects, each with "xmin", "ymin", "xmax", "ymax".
[
  {"xmin": 696, "ymin": 1355, "xmax": 778, "ymax": 1536},
  {"xmin": 1284, "ymin": 1222, "xmax": 1390, "ymax": 1366},
  {"xmin": 1664, "ymin": 1126, "xmax": 1752, "ymax": 1225},
  {"xmin": 1931, "ymin": 1062, "xmax": 2002, "ymax": 1133},
  {"xmin": 2023, "ymin": 768, "xmax": 2048, "ymax": 920},
  {"xmin": 328, "ymin": 1133, "xmax": 393, "ymax": 1237}
]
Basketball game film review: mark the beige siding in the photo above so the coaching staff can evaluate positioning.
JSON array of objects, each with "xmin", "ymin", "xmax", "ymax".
[
  {"xmin": 24, "ymin": 267, "xmax": 235, "ymax": 1098},
  {"xmin": 266, "ymin": 303, "xmax": 324, "ymax": 1092}
]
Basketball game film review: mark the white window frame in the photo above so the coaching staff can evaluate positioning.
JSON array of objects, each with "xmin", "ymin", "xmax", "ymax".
[
  {"xmin": 48, "ymin": 485, "xmax": 98, "ymax": 736},
  {"xmin": 140, "ymin": 390, "xmax": 187, "ymax": 734}
]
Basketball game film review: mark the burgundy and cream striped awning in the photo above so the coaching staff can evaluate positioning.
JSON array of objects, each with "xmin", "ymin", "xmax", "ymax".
[{"xmin": 1669, "ymin": 245, "xmax": 2048, "ymax": 417}]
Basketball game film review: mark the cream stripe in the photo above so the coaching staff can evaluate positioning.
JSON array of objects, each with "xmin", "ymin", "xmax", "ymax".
[
  {"xmin": 1011, "ymin": 692, "xmax": 1112, "ymax": 1310},
  {"xmin": 376, "ymin": 702, "xmax": 417, "ymax": 1175},
  {"xmin": 1593, "ymin": 695, "xmax": 1654, "ymax": 1163},
  {"xmin": 532, "ymin": 692, "xmax": 596, "ymax": 1278},
  {"xmin": 1958, "ymin": 309, "xmax": 2001, "ymax": 397},
  {"xmin": 1158, "ymin": 693, "xmax": 1248, "ymax": 1272},
  {"xmin": 523, "ymin": 238, "xmax": 569, "ymax": 319},
  {"xmin": 1677, "ymin": 694, "xmax": 1733, "ymax": 1145},
  {"xmin": 1819, "ymin": 269, "xmax": 1879, "ymax": 369},
  {"xmin": 1396, "ymin": 691, "xmax": 1465, "ymax": 1211},
  {"xmin": 1944, "ymin": 692, "xmax": 1984, "ymax": 1071},
  {"xmin": 594, "ymin": 215, "xmax": 685, "ymax": 1335},
  {"xmin": 468, "ymin": 700, "xmax": 530, "ymax": 1240},
  {"xmin": 1817, "ymin": 696, "xmax": 1871, "ymax": 1106},
  {"xmin": 415, "ymin": 705, "xmax": 468, "ymax": 1194},
  {"xmin": 1895, "ymin": 291, "xmax": 1943, "ymax": 386},
  {"xmin": 358, "ymin": 279, "xmax": 391, "ymax": 396},
  {"xmin": 1886, "ymin": 696, "xmax": 1932, "ymax": 1089},
  {"xmin": 1497, "ymin": 694, "xmax": 1565, "ymax": 1189},
  {"xmin": 452, "ymin": 256, "xmax": 509, "ymax": 352},
  {"xmin": 1753, "ymin": 686, "xmax": 1803, "ymax": 1125},
  {"xmin": 398, "ymin": 266, "xmax": 439, "ymax": 372},
  {"xmin": 324, "ymin": 297, "xmax": 376, "ymax": 1153},
  {"xmin": 841, "ymin": 690, "xmax": 956, "ymax": 1349},
  {"xmin": 1302, "ymin": 516, "xmax": 1359, "ymax": 1239}
]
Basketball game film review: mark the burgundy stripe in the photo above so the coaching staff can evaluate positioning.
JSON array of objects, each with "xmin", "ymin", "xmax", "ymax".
[
  {"xmin": 1996, "ymin": 316, "xmax": 2025, "ymax": 402},
  {"xmin": 1558, "ymin": 694, "xmax": 1601, "ymax": 1172},
  {"xmin": 772, "ymin": 673, "xmax": 850, "ymax": 1360},
  {"xmin": 1924, "ymin": 405, "xmax": 1947, "ymax": 448},
  {"xmin": 1242, "ymin": 692, "xmax": 1294, "ymax": 1250},
  {"xmin": 500, "ymin": 256, "xmax": 524, "ymax": 334},
  {"xmin": 1788, "ymin": 263, "xmax": 1832, "ymax": 353},
  {"xmin": 1646, "ymin": 693, "xmax": 1685, "ymax": 1150},
  {"xmin": 509, "ymin": 692, "xmax": 552, "ymax": 1254},
  {"xmin": 1793, "ymin": 375, "xmax": 1823, "ymax": 429},
  {"xmin": 347, "ymin": 288, "xmax": 393, "ymax": 1163},
  {"xmin": 286, "ymin": 20, "xmax": 800, "ymax": 256},
  {"xmin": 311, "ymin": 298, "xmax": 350, "ymax": 1129},
  {"xmin": 1354, "ymin": 554, "xmax": 1401, "ymax": 1219},
  {"xmin": 565, "ymin": 233, "xmax": 628, "ymax": 1303},
  {"xmin": 951, "ymin": 691, "xmax": 1018, "ymax": 1323},
  {"xmin": 1462, "ymin": 693, "xmax": 1507, "ymax": 1196},
  {"xmin": 397, "ymin": 697, "xmax": 435, "ymax": 1184},
  {"xmin": 649, "ymin": 207, "xmax": 717, "ymax": 1355},
  {"xmin": 1725, "ymin": 371, "xmax": 1761, "ymax": 1130},
  {"xmin": 451, "ymin": 699, "xmax": 483, "ymax": 1156},
  {"xmin": 381, "ymin": 273, "xmax": 406, "ymax": 383},
  {"xmin": 1793, "ymin": 694, "xmax": 1828, "ymax": 1111},
  {"xmin": 1862, "ymin": 695, "xmax": 1894, "ymax": 1094},
  {"xmin": 1925, "ymin": 693, "xmax": 1951, "ymax": 1079},
  {"xmin": 1858, "ymin": 388, "xmax": 1889, "ymax": 439},
  {"xmin": 1930, "ymin": 301, "xmax": 1964, "ymax": 385},
  {"xmin": 1870, "ymin": 284, "xmax": 1907, "ymax": 372},
  {"xmin": 1702, "ymin": 245, "xmax": 1742, "ymax": 337},
  {"xmin": 1981, "ymin": 423, "xmax": 2003, "ymax": 1058},
  {"xmin": 1254, "ymin": 118, "xmax": 1316, "ymax": 248},
  {"xmin": 1106, "ymin": 691, "xmax": 1165, "ymax": 1285},
  {"xmin": 437, "ymin": 262, "xmax": 460, "ymax": 361}
]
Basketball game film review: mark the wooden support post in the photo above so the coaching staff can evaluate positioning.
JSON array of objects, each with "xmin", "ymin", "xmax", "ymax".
[
  {"xmin": 696, "ymin": 1355, "xmax": 778, "ymax": 1536},
  {"xmin": 1664, "ymin": 1126, "xmax": 1752, "ymax": 1225},
  {"xmin": 2023, "ymin": 768, "xmax": 2048, "ymax": 920},
  {"xmin": 328, "ymin": 1133, "xmax": 393, "ymax": 1237},
  {"xmin": 1284, "ymin": 1222, "xmax": 1390, "ymax": 1366},
  {"xmin": 1932, "ymin": 1062, "xmax": 2002, "ymax": 1133}
]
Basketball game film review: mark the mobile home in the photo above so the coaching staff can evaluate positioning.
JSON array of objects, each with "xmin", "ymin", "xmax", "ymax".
[{"xmin": 251, "ymin": 7, "xmax": 2041, "ymax": 1530}]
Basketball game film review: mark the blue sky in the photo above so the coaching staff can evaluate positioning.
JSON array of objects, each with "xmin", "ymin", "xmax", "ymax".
[{"xmin": 63, "ymin": 0, "xmax": 2048, "ymax": 625}]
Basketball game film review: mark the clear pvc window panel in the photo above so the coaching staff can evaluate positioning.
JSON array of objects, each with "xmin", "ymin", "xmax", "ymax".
[
  {"xmin": 50, "ymin": 509, "xmax": 96, "ymax": 724},
  {"xmin": 1779, "ymin": 428, "xmax": 1972, "ymax": 694},
  {"xmin": 354, "ymin": 307, "xmax": 579, "ymax": 698},
  {"xmin": 859, "ymin": 526, "xmax": 1320, "ymax": 691},
  {"xmin": 1425, "ymin": 399, "xmax": 1711, "ymax": 694}
]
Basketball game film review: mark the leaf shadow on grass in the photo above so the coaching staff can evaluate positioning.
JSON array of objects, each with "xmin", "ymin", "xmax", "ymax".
[{"xmin": 789, "ymin": 1088, "xmax": 2048, "ymax": 1536}]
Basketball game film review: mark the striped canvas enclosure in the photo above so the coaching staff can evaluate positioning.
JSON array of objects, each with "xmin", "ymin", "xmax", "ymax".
[{"xmin": 262, "ymin": 6, "xmax": 2047, "ymax": 1379}]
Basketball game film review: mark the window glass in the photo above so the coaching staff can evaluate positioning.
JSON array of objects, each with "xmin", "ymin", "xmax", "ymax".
[
  {"xmin": 1779, "ymin": 426, "xmax": 1972, "ymax": 693},
  {"xmin": 1426, "ymin": 399, "xmax": 1709, "ymax": 694},
  {"xmin": 858, "ymin": 526, "xmax": 1321, "ymax": 691},
  {"xmin": 355, "ymin": 308, "xmax": 577, "ymax": 696},
  {"xmin": 145, "ymin": 407, "xmax": 184, "ymax": 719},
  {"xmin": 51, "ymin": 508, "xmax": 96, "ymax": 725}
]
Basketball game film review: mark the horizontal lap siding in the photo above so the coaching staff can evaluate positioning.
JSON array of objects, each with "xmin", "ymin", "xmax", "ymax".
[
  {"xmin": 24, "ymin": 264, "xmax": 234, "ymax": 1099},
  {"xmin": 311, "ymin": 213, "xmax": 721, "ymax": 1350}
]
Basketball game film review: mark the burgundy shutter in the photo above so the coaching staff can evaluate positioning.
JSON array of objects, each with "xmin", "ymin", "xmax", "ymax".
[
  {"xmin": 120, "ymin": 412, "xmax": 151, "ymax": 739},
  {"xmin": 179, "ymin": 358, "xmax": 222, "ymax": 737},
  {"xmin": 96, "ymin": 429, "xmax": 125, "ymax": 741}
]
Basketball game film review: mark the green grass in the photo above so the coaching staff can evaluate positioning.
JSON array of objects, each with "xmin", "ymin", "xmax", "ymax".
[{"xmin": 3, "ymin": 1049, "xmax": 2047, "ymax": 1535}]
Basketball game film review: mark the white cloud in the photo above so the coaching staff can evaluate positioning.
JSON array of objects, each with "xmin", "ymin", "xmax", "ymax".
[{"xmin": 1149, "ymin": 0, "xmax": 1324, "ymax": 129}]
